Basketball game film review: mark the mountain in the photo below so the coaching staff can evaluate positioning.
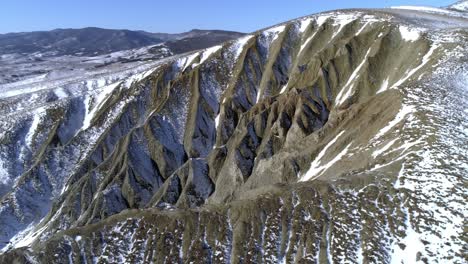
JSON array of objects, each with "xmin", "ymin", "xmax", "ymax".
[
  {"xmin": 0, "ymin": 27, "xmax": 244, "ymax": 57},
  {"xmin": 162, "ymin": 29, "xmax": 247, "ymax": 54},
  {"xmin": 449, "ymin": 0, "xmax": 468, "ymax": 11},
  {"xmin": 0, "ymin": 28, "xmax": 245, "ymax": 85},
  {"xmin": 0, "ymin": 2, "xmax": 467, "ymax": 263}
]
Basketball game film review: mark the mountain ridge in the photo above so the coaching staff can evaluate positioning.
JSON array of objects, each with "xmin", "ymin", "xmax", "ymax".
[
  {"xmin": 0, "ymin": 28, "xmax": 245, "ymax": 85},
  {"xmin": 0, "ymin": 4, "xmax": 466, "ymax": 264},
  {"xmin": 0, "ymin": 27, "xmax": 245, "ymax": 57}
]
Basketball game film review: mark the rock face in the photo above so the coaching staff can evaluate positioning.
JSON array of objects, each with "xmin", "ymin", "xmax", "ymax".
[{"xmin": 0, "ymin": 5, "xmax": 467, "ymax": 264}]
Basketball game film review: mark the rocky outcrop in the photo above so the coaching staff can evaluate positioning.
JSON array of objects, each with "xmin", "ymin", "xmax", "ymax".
[{"xmin": 0, "ymin": 6, "xmax": 466, "ymax": 264}]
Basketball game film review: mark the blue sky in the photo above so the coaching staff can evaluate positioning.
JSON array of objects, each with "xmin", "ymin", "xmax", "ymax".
[{"xmin": 0, "ymin": 0, "xmax": 457, "ymax": 34}]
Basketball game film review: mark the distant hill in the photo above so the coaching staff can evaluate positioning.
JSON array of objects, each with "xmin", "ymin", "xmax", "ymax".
[
  {"xmin": 163, "ymin": 29, "xmax": 245, "ymax": 54},
  {"xmin": 0, "ymin": 27, "xmax": 244, "ymax": 56}
]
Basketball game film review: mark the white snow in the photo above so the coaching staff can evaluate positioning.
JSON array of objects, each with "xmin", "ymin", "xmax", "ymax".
[
  {"xmin": 54, "ymin": 88, "xmax": 68, "ymax": 99},
  {"xmin": 81, "ymin": 95, "xmax": 92, "ymax": 130},
  {"xmin": 300, "ymin": 131, "xmax": 349, "ymax": 181},
  {"xmin": 299, "ymin": 18, "xmax": 313, "ymax": 33},
  {"xmin": 193, "ymin": 45, "xmax": 222, "ymax": 67},
  {"xmin": 300, "ymin": 13, "xmax": 357, "ymax": 54},
  {"xmin": 264, "ymin": 25, "xmax": 286, "ymax": 42},
  {"xmin": 25, "ymin": 108, "xmax": 45, "ymax": 147},
  {"xmin": 451, "ymin": 1, "xmax": 468, "ymax": 11},
  {"xmin": 389, "ymin": 59, "xmax": 467, "ymax": 262},
  {"xmin": 300, "ymin": 31, "xmax": 319, "ymax": 53},
  {"xmin": 1, "ymin": 217, "xmax": 48, "ymax": 252},
  {"xmin": 391, "ymin": 45, "xmax": 438, "ymax": 89},
  {"xmin": 231, "ymin": 35, "xmax": 254, "ymax": 59},
  {"xmin": 391, "ymin": 6, "xmax": 452, "ymax": 14},
  {"xmin": 395, "ymin": 139, "xmax": 424, "ymax": 153},
  {"xmin": 356, "ymin": 21, "xmax": 370, "ymax": 35},
  {"xmin": 0, "ymin": 159, "xmax": 9, "ymax": 185},
  {"xmin": 377, "ymin": 78, "xmax": 390, "ymax": 94},
  {"xmin": 81, "ymin": 81, "xmax": 122, "ymax": 130},
  {"xmin": 67, "ymin": 244, "xmax": 74, "ymax": 263},
  {"xmin": 353, "ymin": 15, "xmax": 380, "ymax": 37},
  {"xmin": 316, "ymin": 15, "xmax": 332, "ymax": 27},
  {"xmin": 330, "ymin": 14, "xmax": 358, "ymax": 40},
  {"xmin": 335, "ymin": 48, "xmax": 372, "ymax": 105},
  {"xmin": 399, "ymin": 25, "xmax": 421, "ymax": 42},
  {"xmin": 279, "ymin": 85, "xmax": 288, "ymax": 94},
  {"xmin": 374, "ymin": 105, "xmax": 415, "ymax": 139},
  {"xmin": 124, "ymin": 68, "xmax": 154, "ymax": 87},
  {"xmin": 256, "ymin": 90, "xmax": 261, "ymax": 103},
  {"xmin": 182, "ymin": 52, "xmax": 200, "ymax": 71},
  {"xmin": 298, "ymin": 13, "xmax": 356, "ymax": 53},
  {"xmin": 0, "ymin": 85, "xmax": 38, "ymax": 98},
  {"xmin": 214, "ymin": 113, "xmax": 221, "ymax": 129},
  {"xmin": 298, "ymin": 15, "xmax": 331, "ymax": 53},
  {"xmin": 372, "ymin": 138, "xmax": 398, "ymax": 158},
  {"xmin": 390, "ymin": 212, "xmax": 425, "ymax": 264}
]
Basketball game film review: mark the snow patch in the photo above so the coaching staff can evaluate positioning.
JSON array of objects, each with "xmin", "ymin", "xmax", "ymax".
[
  {"xmin": 0, "ymin": 159, "xmax": 9, "ymax": 185},
  {"xmin": 214, "ymin": 113, "xmax": 221, "ymax": 129},
  {"xmin": 25, "ymin": 108, "xmax": 45, "ymax": 148},
  {"xmin": 124, "ymin": 68, "xmax": 153, "ymax": 87},
  {"xmin": 390, "ymin": 212, "xmax": 425, "ymax": 264},
  {"xmin": 391, "ymin": 45, "xmax": 438, "ymax": 89},
  {"xmin": 54, "ymin": 88, "xmax": 68, "ymax": 99},
  {"xmin": 451, "ymin": 1, "xmax": 468, "ymax": 11},
  {"xmin": 256, "ymin": 89, "xmax": 261, "ymax": 103},
  {"xmin": 391, "ymin": 6, "xmax": 452, "ymax": 14},
  {"xmin": 82, "ymin": 81, "xmax": 122, "ymax": 130},
  {"xmin": 377, "ymin": 78, "xmax": 390, "ymax": 94},
  {"xmin": 335, "ymin": 48, "xmax": 372, "ymax": 105},
  {"xmin": 356, "ymin": 21, "xmax": 370, "ymax": 35},
  {"xmin": 279, "ymin": 85, "xmax": 288, "ymax": 94},
  {"xmin": 299, "ymin": 18, "xmax": 313, "ymax": 33},
  {"xmin": 300, "ymin": 131, "xmax": 349, "ymax": 181},
  {"xmin": 330, "ymin": 14, "xmax": 358, "ymax": 39},
  {"xmin": 182, "ymin": 52, "xmax": 200, "ymax": 71},
  {"xmin": 354, "ymin": 14, "xmax": 380, "ymax": 36},
  {"xmin": 299, "ymin": 32, "xmax": 318, "ymax": 53},
  {"xmin": 399, "ymin": 25, "xmax": 420, "ymax": 42},
  {"xmin": 374, "ymin": 105, "xmax": 415, "ymax": 139},
  {"xmin": 300, "ymin": 15, "xmax": 333, "ymax": 52},
  {"xmin": 316, "ymin": 15, "xmax": 332, "ymax": 27},
  {"xmin": 231, "ymin": 35, "xmax": 254, "ymax": 59},
  {"xmin": 264, "ymin": 25, "xmax": 286, "ymax": 42},
  {"xmin": 2, "ymin": 217, "xmax": 48, "ymax": 252},
  {"xmin": 193, "ymin": 45, "xmax": 222, "ymax": 67},
  {"xmin": 372, "ymin": 138, "xmax": 398, "ymax": 158}
]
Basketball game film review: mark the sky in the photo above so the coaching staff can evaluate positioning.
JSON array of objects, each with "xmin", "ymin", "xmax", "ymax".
[{"xmin": 0, "ymin": 0, "xmax": 458, "ymax": 34}]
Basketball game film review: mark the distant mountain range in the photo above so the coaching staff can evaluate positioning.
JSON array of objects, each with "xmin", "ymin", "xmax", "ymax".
[{"xmin": 0, "ymin": 27, "xmax": 245, "ymax": 56}]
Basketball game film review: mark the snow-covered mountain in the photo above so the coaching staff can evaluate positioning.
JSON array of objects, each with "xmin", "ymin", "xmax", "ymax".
[
  {"xmin": 0, "ymin": 28, "xmax": 244, "ymax": 57},
  {"xmin": 0, "ymin": 2, "xmax": 467, "ymax": 263},
  {"xmin": 450, "ymin": 0, "xmax": 468, "ymax": 11},
  {"xmin": 0, "ymin": 28, "xmax": 244, "ymax": 85}
]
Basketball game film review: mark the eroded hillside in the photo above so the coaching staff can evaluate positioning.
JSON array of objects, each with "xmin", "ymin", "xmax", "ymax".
[{"xmin": 0, "ymin": 4, "xmax": 467, "ymax": 264}]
